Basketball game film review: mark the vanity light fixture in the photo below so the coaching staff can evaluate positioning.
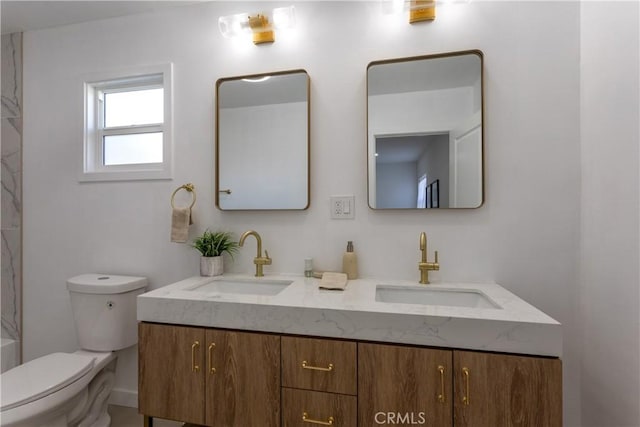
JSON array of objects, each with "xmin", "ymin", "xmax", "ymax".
[
  {"xmin": 218, "ymin": 6, "xmax": 295, "ymax": 45},
  {"xmin": 381, "ymin": 0, "xmax": 435, "ymax": 22},
  {"xmin": 409, "ymin": 0, "xmax": 436, "ymax": 23},
  {"xmin": 382, "ymin": 0, "xmax": 468, "ymax": 22}
]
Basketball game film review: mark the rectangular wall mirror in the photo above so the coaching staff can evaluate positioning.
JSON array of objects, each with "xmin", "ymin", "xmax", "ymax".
[
  {"xmin": 367, "ymin": 50, "xmax": 484, "ymax": 209},
  {"xmin": 216, "ymin": 69, "xmax": 310, "ymax": 210}
]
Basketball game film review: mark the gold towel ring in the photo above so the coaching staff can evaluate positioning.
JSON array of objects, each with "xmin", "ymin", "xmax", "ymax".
[{"xmin": 171, "ymin": 183, "xmax": 196, "ymax": 209}]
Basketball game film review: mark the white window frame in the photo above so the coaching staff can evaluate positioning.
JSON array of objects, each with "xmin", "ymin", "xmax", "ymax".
[{"xmin": 81, "ymin": 63, "xmax": 173, "ymax": 182}]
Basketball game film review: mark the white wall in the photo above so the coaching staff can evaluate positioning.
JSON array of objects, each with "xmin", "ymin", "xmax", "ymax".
[
  {"xmin": 368, "ymin": 87, "xmax": 473, "ymax": 135},
  {"xmin": 376, "ymin": 161, "xmax": 417, "ymax": 208},
  {"xmin": 20, "ymin": 1, "xmax": 638, "ymax": 425},
  {"xmin": 580, "ymin": 2, "xmax": 640, "ymax": 426}
]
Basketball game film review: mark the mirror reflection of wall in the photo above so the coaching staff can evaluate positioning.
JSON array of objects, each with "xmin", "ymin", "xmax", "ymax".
[
  {"xmin": 375, "ymin": 134, "xmax": 449, "ymax": 209},
  {"xmin": 367, "ymin": 50, "xmax": 484, "ymax": 209},
  {"xmin": 216, "ymin": 70, "xmax": 309, "ymax": 210}
]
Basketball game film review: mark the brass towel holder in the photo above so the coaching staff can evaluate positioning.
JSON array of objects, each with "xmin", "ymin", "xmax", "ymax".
[{"xmin": 171, "ymin": 183, "xmax": 197, "ymax": 209}]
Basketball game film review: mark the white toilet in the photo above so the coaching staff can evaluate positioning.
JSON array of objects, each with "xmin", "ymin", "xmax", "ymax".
[{"xmin": 0, "ymin": 274, "xmax": 147, "ymax": 427}]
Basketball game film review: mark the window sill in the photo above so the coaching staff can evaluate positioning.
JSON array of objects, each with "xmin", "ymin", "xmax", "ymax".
[{"xmin": 79, "ymin": 168, "xmax": 173, "ymax": 183}]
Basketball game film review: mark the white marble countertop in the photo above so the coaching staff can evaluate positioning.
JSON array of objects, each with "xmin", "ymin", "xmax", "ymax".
[{"xmin": 137, "ymin": 274, "xmax": 562, "ymax": 357}]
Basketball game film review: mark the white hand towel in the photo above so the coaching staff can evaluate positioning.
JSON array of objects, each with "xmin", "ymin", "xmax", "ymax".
[{"xmin": 171, "ymin": 207, "xmax": 191, "ymax": 243}]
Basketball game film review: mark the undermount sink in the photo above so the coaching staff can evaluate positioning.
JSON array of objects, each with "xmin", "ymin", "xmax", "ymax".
[
  {"xmin": 375, "ymin": 285, "xmax": 501, "ymax": 309},
  {"xmin": 187, "ymin": 278, "xmax": 293, "ymax": 296}
]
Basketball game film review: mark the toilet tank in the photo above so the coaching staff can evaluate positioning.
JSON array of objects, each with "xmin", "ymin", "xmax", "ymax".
[{"xmin": 67, "ymin": 274, "xmax": 148, "ymax": 351}]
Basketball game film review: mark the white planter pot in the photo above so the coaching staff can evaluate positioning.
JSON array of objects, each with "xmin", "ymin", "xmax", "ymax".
[{"xmin": 200, "ymin": 256, "xmax": 223, "ymax": 277}]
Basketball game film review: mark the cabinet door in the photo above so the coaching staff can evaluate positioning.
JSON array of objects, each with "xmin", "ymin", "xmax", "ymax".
[
  {"xmin": 205, "ymin": 329, "xmax": 281, "ymax": 427},
  {"xmin": 282, "ymin": 388, "xmax": 357, "ymax": 427},
  {"xmin": 282, "ymin": 336, "xmax": 357, "ymax": 395},
  {"xmin": 454, "ymin": 351, "xmax": 562, "ymax": 427},
  {"xmin": 138, "ymin": 323, "xmax": 205, "ymax": 425},
  {"xmin": 358, "ymin": 343, "xmax": 453, "ymax": 427}
]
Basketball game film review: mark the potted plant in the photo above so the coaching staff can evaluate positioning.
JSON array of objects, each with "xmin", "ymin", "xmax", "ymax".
[{"xmin": 191, "ymin": 229, "xmax": 239, "ymax": 276}]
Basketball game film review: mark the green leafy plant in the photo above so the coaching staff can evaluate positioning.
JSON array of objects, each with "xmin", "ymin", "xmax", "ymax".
[{"xmin": 191, "ymin": 229, "xmax": 239, "ymax": 258}]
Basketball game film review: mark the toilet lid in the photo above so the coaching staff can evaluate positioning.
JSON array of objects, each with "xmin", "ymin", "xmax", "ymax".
[{"xmin": 1, "ymin": 352, "xmax": 95, "ymax": 411}]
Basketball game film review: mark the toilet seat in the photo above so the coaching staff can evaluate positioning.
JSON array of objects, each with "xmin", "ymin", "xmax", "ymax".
[{"xmin": 1, "ymin": 353, "xmax": 95, "ymax": 411}]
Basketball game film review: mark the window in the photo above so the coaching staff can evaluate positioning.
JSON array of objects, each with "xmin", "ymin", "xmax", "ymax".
[
  {"xmin": 417, "ymin": 174, "xmax": 427, "ymax": 208},
  {"xmin": 81, "ymin": 64, "xmax": 173, "ymax": 181}
]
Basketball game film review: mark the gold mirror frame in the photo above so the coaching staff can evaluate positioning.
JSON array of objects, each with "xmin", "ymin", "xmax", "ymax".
[
  {"xmin": 215, "ymin": 69, "xmax": 310, "ymax": 210},
  {"xmin": 367, "ymin": 50, "xmax": 485, "ymax": 210}
]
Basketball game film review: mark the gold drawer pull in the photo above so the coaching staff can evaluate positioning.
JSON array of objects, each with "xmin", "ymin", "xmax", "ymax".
[
  {"xmin": 437, "ymin": 365, "xmax": 445, "ymax": 403},
  {"xmin": 191, "ymin": 341, "xmax": 200, "ymax": 373},
  {"xmin": 462, "ymin": 367, "xmax": 470, "ymax": 405},
  {"xmin": 208, "ymin": 343, "xmax": 216, "ymax": 374},
  {"xmin": 302, "ymin": 412, "xmax": 334, "ymax": 425},
  {"xmin": 301, "ymin": 360, "xmax": 334, "ymax": 372}
]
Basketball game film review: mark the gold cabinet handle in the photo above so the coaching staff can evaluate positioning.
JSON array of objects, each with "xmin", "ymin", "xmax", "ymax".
[
  {"xmin": 437, "ymin": 365, "xmax": 445, "ymax": 403},
  {"xmin": 462, "ymin": 367, "xmax": 470, "ymax": 405},
  {"xmin": 301, "ymin": 360, "xmax": 334, "ymax": 372},
  {"xmin": 208, "ymin": 343, "xmax": 216, "ymax": 375},
  {"xmin": 302, "ymin": 412, "xmax": 334, "ymax": 425},
  {"xmin": 191, "ymin": 341, "xmax": 200, "ymax": 373}
]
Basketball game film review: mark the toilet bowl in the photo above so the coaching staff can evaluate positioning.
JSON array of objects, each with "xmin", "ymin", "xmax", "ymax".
[{"xmin": 0, "ymin": 274, "xmax": 147, "ymax": 427}]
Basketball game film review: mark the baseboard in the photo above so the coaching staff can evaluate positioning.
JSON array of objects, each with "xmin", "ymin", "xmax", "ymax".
[{"xmin": 109, "ymin": 388, "xmax": 138, "ymax": 408}]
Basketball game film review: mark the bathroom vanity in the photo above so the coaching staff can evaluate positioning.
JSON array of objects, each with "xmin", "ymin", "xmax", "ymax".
[{"xmin": 137, "ymin": 275, "xmax": 562, "ymax": 426}]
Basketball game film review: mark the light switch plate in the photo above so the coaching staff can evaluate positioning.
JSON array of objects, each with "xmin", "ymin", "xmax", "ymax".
[{"xmin": 330, "ymin": 195, "xmax": 355, "ymax": 219}]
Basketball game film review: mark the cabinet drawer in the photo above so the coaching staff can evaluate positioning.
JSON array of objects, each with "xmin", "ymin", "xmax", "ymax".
[
  {"xmin": 282, "ymin": 336, "xmax": 357, "ymax": 395},
  {"xmin": 282, "ymin": 388, "xmax": 357, "ymax": 427}
]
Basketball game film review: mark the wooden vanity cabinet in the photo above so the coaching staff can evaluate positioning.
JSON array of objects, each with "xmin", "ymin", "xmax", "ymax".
[
  {"xmin": 282, "ymin": 336, "xmax": 357, "ymax": 395},
  {"xmin": 138, "ymin": 323, "xmax": 280, "ymax": 427},
  {"xmin": 358, "ymin": 342, "xmax": 454, "ymax": 427},
  {"xmin": 282, "ymin": 388, "xmax": 357, "ymax": 427},
  {"xmin": 281, "ymin": 336, "xmax": 357, "ymax": 426},
  {"xmin": 358, "ymin": 342, "xmax": 562, "ymax": 427},
  {"xmin": 139, "ymin": 324, "xmax": 561, "ymax": 427},
  {"xmin": 138, "ymin": 323, "xmax": 205, "ymax": 425},
  {"xmin": 453, "ymin": 350, "xmax": 562, "ymax": 427},
  {"xmin": 205, "ymin": 329, "xmax": 280, "ymax": 427}
]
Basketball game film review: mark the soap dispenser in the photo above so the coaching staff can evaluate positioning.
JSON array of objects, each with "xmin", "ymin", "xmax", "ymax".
[{"xmin": 342, "ymin": 241, "xmax": 358, "ymax": 280}]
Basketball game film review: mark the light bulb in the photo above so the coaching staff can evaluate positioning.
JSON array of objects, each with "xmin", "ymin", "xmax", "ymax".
[{"xmin": 272, "ymin": 6, "xmax": 295, "ymax": 29}]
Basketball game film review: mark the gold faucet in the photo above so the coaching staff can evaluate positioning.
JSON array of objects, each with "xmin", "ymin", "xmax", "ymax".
[
  {"xmin": 238, "ymin": 230, "xmax": 272, "ymax": 277},
  {"xmin": 418, "ymin": 231, "xmax": 439, "ymax": 284}
]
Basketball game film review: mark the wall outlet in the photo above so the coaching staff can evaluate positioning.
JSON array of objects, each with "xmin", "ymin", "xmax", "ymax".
[{"xmin": 330, "ymin": 195, "xmax": 355, "ymax": 219}]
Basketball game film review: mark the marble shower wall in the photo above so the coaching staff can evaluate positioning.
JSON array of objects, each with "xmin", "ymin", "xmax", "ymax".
[{"xmin": 1, "ymin": 32, "xmax": 22, "ymax": 358}]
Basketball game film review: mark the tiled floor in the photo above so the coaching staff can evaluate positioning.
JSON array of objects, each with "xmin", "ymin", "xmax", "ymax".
[{"xmin": 108, "ymin": 405, "xmax": 184, "ymax": 427}]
